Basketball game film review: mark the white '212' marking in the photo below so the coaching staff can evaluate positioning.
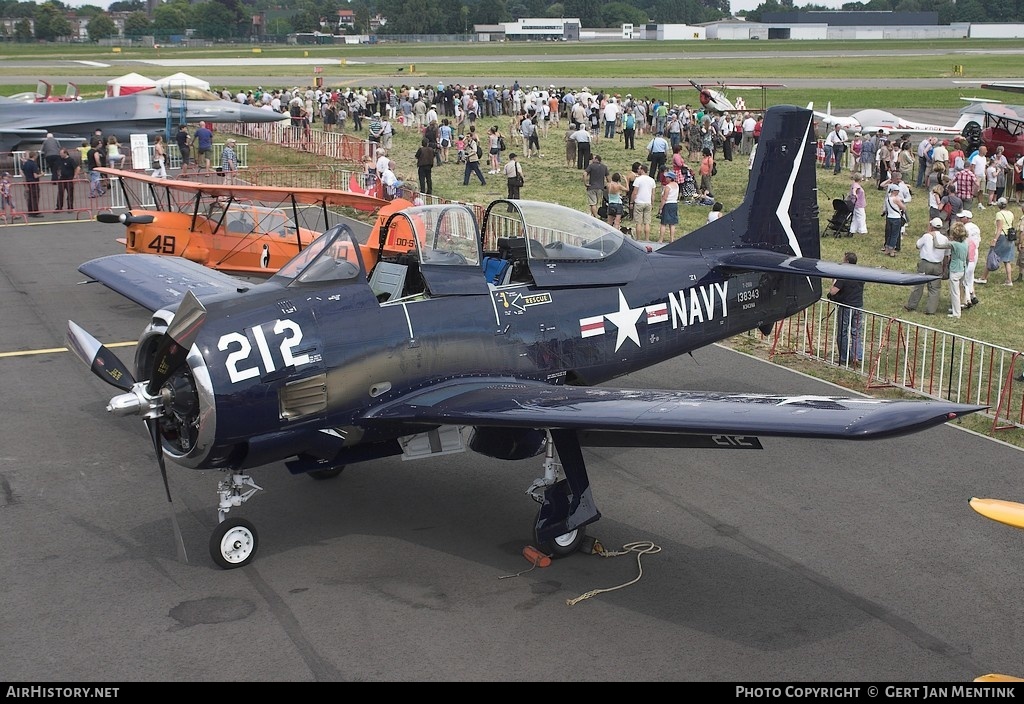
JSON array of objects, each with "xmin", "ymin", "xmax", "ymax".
[{"xmin": 219, "ymin": 319, "xmax": 310, "ymax": 383}]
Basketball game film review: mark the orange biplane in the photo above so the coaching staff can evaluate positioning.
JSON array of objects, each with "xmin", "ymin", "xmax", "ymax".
[{"xmin": 95, "ymin": 168, "xmax": 415, "ymax": 277}]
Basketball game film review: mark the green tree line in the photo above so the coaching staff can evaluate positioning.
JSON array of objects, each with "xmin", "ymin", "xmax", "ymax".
[{"xmin": 0, "ymin": 0, "xmax": 1020, "ymax": 42}]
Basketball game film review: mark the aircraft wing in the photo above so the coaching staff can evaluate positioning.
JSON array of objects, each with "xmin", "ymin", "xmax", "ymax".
[
  {"xmin": 79, "ymin": 253, "xmax": 247, "ymax": 312},
  {"xmin": 96, "ymin": 168, "xmax": 389, "ymax": 213},
  {"xmin": 981, "ymin": 82, "xmax": 1024, "ymax": 95},
  {"xmin": 362, "ymin": 377, "xmax": 984, "ymax": 441},
  {"xmin": 710, "ymin": 250, "xmax": 937, "ymax": 285},
  {"xmin": 980, "ymin": 103, "xmax": 1024, "ymax": 120}
]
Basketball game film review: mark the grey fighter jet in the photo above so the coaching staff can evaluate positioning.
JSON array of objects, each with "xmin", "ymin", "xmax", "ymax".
[{"xmin": 0, "ymin": 85, "xmax": 284, "ymax": 155}]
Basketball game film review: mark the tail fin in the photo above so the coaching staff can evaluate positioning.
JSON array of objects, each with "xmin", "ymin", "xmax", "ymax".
[
  {"xmin": 662, "ymin": 104, "xmax": 820, "ymax": 259},
  {"xmin": 661, "ymin": 104, "xmax": 935, "ymax": 290}
]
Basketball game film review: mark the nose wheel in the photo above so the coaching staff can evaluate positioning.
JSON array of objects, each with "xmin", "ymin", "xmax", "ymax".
[{"xmin": 210, "ymin": 517, "xmax": 259, "ymax": 569}]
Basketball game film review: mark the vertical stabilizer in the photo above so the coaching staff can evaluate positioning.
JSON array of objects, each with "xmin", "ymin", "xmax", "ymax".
[{"xmin": 661, "ymin": 105, "xmax": 820, "ymax": 259}]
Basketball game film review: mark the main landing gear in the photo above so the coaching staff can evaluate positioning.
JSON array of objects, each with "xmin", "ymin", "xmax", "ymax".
[{"xmin": 526, "ymin": 430, "xmax": 601, "ymax": 558}]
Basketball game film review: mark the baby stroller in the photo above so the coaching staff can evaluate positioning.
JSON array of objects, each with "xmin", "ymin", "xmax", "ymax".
[{"xmin": 823, "ymin": 197, "xmax": 854, "ymax": 238}]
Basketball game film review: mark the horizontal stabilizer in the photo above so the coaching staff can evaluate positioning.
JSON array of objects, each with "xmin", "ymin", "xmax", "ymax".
[
  {"xmin": 711, "ymin": 250, "xmax": 937, "ymax": 286},
  {"xmin": 79, "ymin": 254, "xmax": 246, "ymax": 312},
  {"xmin": 363, "ymin": 378, "xmax": 985, "ymax": 441}
]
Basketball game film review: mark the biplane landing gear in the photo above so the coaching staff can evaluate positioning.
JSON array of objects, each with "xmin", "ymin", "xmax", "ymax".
[
  {"xmin": 526, "ymin": 430, "xmax": 600, "ymax": 558},
  {"xmin": 209, "ymin": 470, "xmax": 263, "ymax": 569},
  {"xmin": 210, "ymin": 517, "xmax": 258, "ymax": 569}
]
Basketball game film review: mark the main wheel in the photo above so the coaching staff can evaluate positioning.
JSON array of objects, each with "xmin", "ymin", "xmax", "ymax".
[
  {"xmin": 209, "ymin": 517, "xmax": 259, "ymax": 569},
  {"xmin": 533, "ymin": 510, "xmax": 587, "ymax": 558},
  {"xmin": 308, "ymin": 466, "xmax": 344, "ymax": 480}
]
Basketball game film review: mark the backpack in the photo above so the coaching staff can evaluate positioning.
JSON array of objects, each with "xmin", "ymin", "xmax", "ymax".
[
  {"xmin": 476, "ymin": 141, "xmax": 483, "ymax": 159},
  {"xmin": 498, "ymin": 136, "xmax": 506, "ymax": 151}
]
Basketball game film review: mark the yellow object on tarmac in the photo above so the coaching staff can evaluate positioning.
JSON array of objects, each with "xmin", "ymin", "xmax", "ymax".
[{"xmin": 969, "ymin": 497, "xmax": 1024, "ymax": 530}]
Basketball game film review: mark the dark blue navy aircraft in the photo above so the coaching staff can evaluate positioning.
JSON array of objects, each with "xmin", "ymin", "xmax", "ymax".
[{"xmin": 67, "ymin": 105, "xmax": 984, "ymax": 569}]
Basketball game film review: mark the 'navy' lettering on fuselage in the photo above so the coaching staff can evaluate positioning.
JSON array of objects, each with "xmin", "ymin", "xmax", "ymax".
[{"xmin": 668, "ymin": 281, "xmax": 729, "ymax": 329}]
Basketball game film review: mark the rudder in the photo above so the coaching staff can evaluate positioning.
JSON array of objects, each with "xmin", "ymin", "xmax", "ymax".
[{"xmin": 662, "ymin": 105, "xmax": 819, "ymax": 259}]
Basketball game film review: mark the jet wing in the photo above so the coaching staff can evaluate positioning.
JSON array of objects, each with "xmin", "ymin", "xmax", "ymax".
[
  {"xmin": 709, "ymin": 250, "xmax": 936, "ymax": 286},
  {"xmin": 79, "ymin": 253, "xmax": 247, "ymax": 312},
  {"xmin": 362, "ymin": 377, "xmax": 984, "ymax": 441}
]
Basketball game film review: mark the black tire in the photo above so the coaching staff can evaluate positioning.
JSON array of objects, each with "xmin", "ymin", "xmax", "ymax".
[
  {"xmin": 209, "ymin": 517, "xmax": 258, "ymax": 569},
  {"xmin": 533, "ymin": 510, "xmax": 586, "ymax": 558},
  {"xmin": 308, "ymin": 466, "xmax": 344, "ymax": 480}
]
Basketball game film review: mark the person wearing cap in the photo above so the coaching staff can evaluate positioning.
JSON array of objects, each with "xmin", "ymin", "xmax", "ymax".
[
  {"xmin": 904, "ymin": 217, "xmax": 949, "ymax": 315},
  {"xmin": 992, "ymin": 196, "xmax": 1017, "ymax": 284},
  {"xmin": 657, "ymin": 170, "xmax": 679, "ymax": 243},
  {"xmin": 220, "ymin": 138, "xmax": 238, "ymax": 185},
  {"xmin": 368, "ymin": 112, "xmax": 384, "ymax": 145},
  {"xmin": 932, "ymin": 139, "xmax": 950, "ymax": 172},
  {"xmin": 958, "ymin": 210, "xmax": 983, "ymax": 300}
]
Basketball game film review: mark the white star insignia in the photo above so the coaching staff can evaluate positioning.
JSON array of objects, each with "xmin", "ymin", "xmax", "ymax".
[{"xmin": 604, "ymin": 289, "xmax": 644, "ymax": 351}]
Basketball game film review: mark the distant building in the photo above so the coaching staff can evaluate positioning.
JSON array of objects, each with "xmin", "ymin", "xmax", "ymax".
[{"xmin": 502, "ymin": 18, "xmax": 580, "ymax": 42}]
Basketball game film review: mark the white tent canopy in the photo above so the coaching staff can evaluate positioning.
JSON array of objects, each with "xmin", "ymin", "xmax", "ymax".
[
  {"xmin": 106, "ymin": 72, "xmax": 157, "ymax": 97},
  {"xmin": 156, "ymin": 72, "xmax": 212, "ymax": 92}
]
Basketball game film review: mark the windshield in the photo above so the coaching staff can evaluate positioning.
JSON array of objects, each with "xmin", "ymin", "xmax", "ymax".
[
  {"xmin": 272, "ymin": 224, "xmax": 363, "ymax": 284},
  {"xmin": 139, "ymin": 86, "xmax": 222, "ymax": 102},
  {"xmin": 484, "ymin": 200, "xmax": 625, "ymax": 260}
]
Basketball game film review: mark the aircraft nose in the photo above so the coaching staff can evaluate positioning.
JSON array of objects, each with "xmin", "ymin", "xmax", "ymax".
[{"xmin": 238, "ymin": 103, "xmax": 285, "ymax": 124}]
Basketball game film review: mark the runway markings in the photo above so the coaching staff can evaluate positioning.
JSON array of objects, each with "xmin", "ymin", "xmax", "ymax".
[{"xmin": 0, "ymin": 341, "xmax": 135, "ymax": 359}]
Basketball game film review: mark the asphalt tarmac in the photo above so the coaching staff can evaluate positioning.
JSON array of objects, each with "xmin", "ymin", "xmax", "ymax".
[{"xmin": 2, "ymin": 216, "xmax": 1024, "ymax": 682}]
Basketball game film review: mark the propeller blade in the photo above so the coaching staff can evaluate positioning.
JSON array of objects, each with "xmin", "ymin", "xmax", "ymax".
[
  {"xmin": 146, "ymin": 417, "xmax": 188, "ymax": 563},
  {"xmin": 66, "ymin": 320, "xmax": 137, "ymax": 392},
  {"xmin": 96, "ymin": 212, "xmax": 155, "ymax": 226},
  {"xmin": 146, "ymin": 290, "xmax": 207, "ymax": 396}
]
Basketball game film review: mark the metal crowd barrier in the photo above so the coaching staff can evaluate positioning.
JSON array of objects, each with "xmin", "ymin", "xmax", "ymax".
[{"xmin": 767, "ymin": 299, "xmax": 1024, "ymax": 432}]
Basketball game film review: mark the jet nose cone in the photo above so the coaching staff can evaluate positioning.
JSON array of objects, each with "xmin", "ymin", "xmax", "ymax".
[{"xmin": 238, "ymin": 103, "xmax": 285, "ymax": 124}]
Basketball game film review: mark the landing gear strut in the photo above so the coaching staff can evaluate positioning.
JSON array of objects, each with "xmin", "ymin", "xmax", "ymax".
[
  {"xmin": 526, "ymin": 430, "xmax": 601, "ymax": 558},
  {"xmin": 208, "ymin": 470, "xmax": 263, "ymax": 569}
]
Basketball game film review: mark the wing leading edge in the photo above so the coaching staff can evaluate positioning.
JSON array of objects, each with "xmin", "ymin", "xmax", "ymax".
[
  {"xmin": 79, "ymin": 253, "xmax": 247, "ymax": 312},
  {"xmin": 362, "ymin": 378, "xmax": 985, "ymax": 441}
]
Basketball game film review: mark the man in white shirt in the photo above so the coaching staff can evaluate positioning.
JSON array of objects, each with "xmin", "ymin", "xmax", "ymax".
[
  {"xmin": 603, "ymin": 99, "xmax": 619, "ymax": 140},
  {"xmin": 740, "ymin": 113, "xmax": 756, "ymax": 155},
  {"xmin": 825, "ymin": 125, "xmax": 848, "ymax": 175},
  {"xmin": 904, "ymin": 217, "xmax": 950, "ymax": 315},
  {"xmin": 971, "ymin": 145, "xmax": 989, "ymax": 207},
  {"xmin": 630, "ymin": 165, "xmax": 657, "ymax": 242}
]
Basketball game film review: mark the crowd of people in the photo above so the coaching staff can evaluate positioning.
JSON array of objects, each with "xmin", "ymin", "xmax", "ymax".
[{"xmin": 215, "ymin": 81, "xmax": 756, "ymax": 242}]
